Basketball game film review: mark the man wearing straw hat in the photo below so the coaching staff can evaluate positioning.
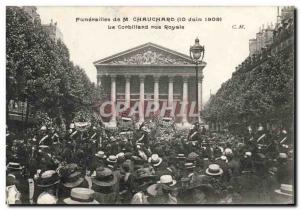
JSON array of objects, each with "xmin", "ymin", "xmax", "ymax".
[{"xmin": 63, "ymin": 188, "xmax": 99, "ymax": 204}]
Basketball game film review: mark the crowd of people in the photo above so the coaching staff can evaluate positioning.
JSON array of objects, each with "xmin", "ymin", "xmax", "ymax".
[{"xmin": 6, "ymin": 119, "xmax": 294, "ymax": 205}]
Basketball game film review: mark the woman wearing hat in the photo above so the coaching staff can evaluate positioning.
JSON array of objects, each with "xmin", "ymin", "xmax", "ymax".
[{"xmin": 92, "ymin": 167, "xmax": 119, "ymax": 204}]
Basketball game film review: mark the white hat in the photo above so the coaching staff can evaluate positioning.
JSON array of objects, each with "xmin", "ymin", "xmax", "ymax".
[
  {"xmin": 40, "ymin": 125, "xmax": 47, "ymax": 131},
  {"xmin": 205, "ymin": 164, "xmax": 223, "ymax": 176},
  {"xmin": 116, "ymin": 152, "xmax": 125, "ymax": 159},
  {"xmin": 224, "ymin": 148, "xmax": 233, "ymax": 156},
  {"xmin": 279, "ymin": 153, "xmax": 288, "ymax": 159},
  {"xmin": 95, "ymin": 151, "xmax": 106, "ymax": 159},
  {"xmin": 245, "ymin": 151, "xmax": 252, "ymax": 157},
  {"xmin": 64, "ymin": 188, "xmax": 99, "ymax": 204},
  {"xmin": 274, "ymin": 184, "xmax": 293, "ymax": 197},
  {"xmin": 37, "ymin": 192, "xmax": 57, "ymax": 204},
  {"xmin": 158, "ymin": 175, "xmax": 176, "ymax": 186},
  {"xmin": 148, "ymin": 154, "xmax": 162, "ymax": 167},
  {"xmin": 106, "ymin": 155, "xmax": 117, "ymax": 163},
  {"xmin": 220, "ymin": 155, "xmax": 228, "ymax": 162}
]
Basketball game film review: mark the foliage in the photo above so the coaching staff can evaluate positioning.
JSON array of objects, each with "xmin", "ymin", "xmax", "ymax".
[
  {"xmin": 6, "ymin": 7, "xmax": 102, "ymax": 129},
  {"xmin": 203, "ymin": 42, "xmax": 294, "ymax": 129}
]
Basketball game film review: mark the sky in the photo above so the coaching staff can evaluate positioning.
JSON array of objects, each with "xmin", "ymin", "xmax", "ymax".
[{"xmin": 37, "ymin": 6, "xmax": 278, "ymax": 103}]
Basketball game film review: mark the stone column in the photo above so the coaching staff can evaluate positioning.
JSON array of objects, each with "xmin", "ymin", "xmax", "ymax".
[
  {"xmin": 182, "ymin": 76, "xmax": 188, "ymax": 124},
  {"xmin": 139, "ymin": 76, "xmax": 145, "ymax": 123},
  {"xmin": 97, "ymin": 75, "xmax": 102, "ymax": 87},
  {"xmin": 125, "ymin": 75, "xmax": 131, "ymax": 108},
  {"xmin": 168, "ymin": 76, "xmax": 173, "ymax": 107},
  {"xmin": 154, "ymin": 76, "xmax": 159, "ymax": 106},
  {"xmin": 110, "ymin": 75, "xmax": 116, "ymax": 126}
]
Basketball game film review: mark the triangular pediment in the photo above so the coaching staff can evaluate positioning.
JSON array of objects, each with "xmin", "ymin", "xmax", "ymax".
[{"xmin": 94, "ymin": 42, "xmax": 193, "ymax": 65}]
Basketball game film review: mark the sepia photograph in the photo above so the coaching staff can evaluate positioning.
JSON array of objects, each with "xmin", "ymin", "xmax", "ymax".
[{"xmin": 5, "ymin": 6, "xmax": 295, "ymax": 205}]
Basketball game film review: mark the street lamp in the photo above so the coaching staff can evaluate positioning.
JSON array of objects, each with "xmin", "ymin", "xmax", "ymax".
[{"xmin": 190, "ymin": 37, "xmax": 205, "ymax": 123}]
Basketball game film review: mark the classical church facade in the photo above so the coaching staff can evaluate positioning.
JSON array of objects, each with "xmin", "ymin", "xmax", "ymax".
[{"xmin": 94, "ymin": 42, "xmax": 206, "ymax": 126}]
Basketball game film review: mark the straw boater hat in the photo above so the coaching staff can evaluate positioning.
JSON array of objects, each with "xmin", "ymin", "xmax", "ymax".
[
  {"xmin": 275, "ymin": 184, "xmax": 293, "ymax": 197},
  {"xmin": 62, "ymin": 171, "xmax": 84, "ymax": 188},
  {"xmin": 106, "ymin": 155, "xmax": 117, "ymax": 164},
  {"xmin": 185, "ymin": 162, "xmax": 196, "ymax": 170},
  {"xmin": 148, "ymin": 154, "xmax": 162, "ymax": 167},
  {"xmin": 95, "ymin": 151, "xmax": 106, "ymax": 159},
  {"xmin": 176, "ymin": 154, "xmax": 186, "ymax": 160},
  {"xmin": 158, "ymin": 175, "xmax": 176, "ymax": 187},
  {"xmin": 91, "ymin": 167, "xmax": 117, "ymax": 187},
  {"xmin": 64, "ymin": 188, "xmax": 99, "ymax": 204},
  {"xmin": 36, "ymin": 170, "xmax": 60, "ymax": 187},
  {"xmin": 205, "ymin": 164, "xmax": 223, "ymax": 176},
  {"xmin": 6, "ymin": 162, "xmax": 23, "ymax": 171}
]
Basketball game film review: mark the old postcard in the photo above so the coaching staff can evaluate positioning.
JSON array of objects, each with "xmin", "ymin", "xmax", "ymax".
[{"xmin": 6, "ymin": 6, "xmax": 295, "ymax": 205}]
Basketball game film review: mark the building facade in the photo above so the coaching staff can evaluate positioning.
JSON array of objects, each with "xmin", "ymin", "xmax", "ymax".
[{"xmin": 94, "ymin": 42, "xmax": 206, "ymax": 126}]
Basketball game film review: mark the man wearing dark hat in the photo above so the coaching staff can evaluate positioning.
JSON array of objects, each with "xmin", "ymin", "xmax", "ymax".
[
  {"xmin": 92, "ymin": 167, "xmax": 119, "ymax": 204},
  {"xmin": 58, "ymin": 164, "xmax": 89, "ymax": 203},
  {"xmin": 118, "ymin": 160, "xmax": 135, "ymax": 204}
]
